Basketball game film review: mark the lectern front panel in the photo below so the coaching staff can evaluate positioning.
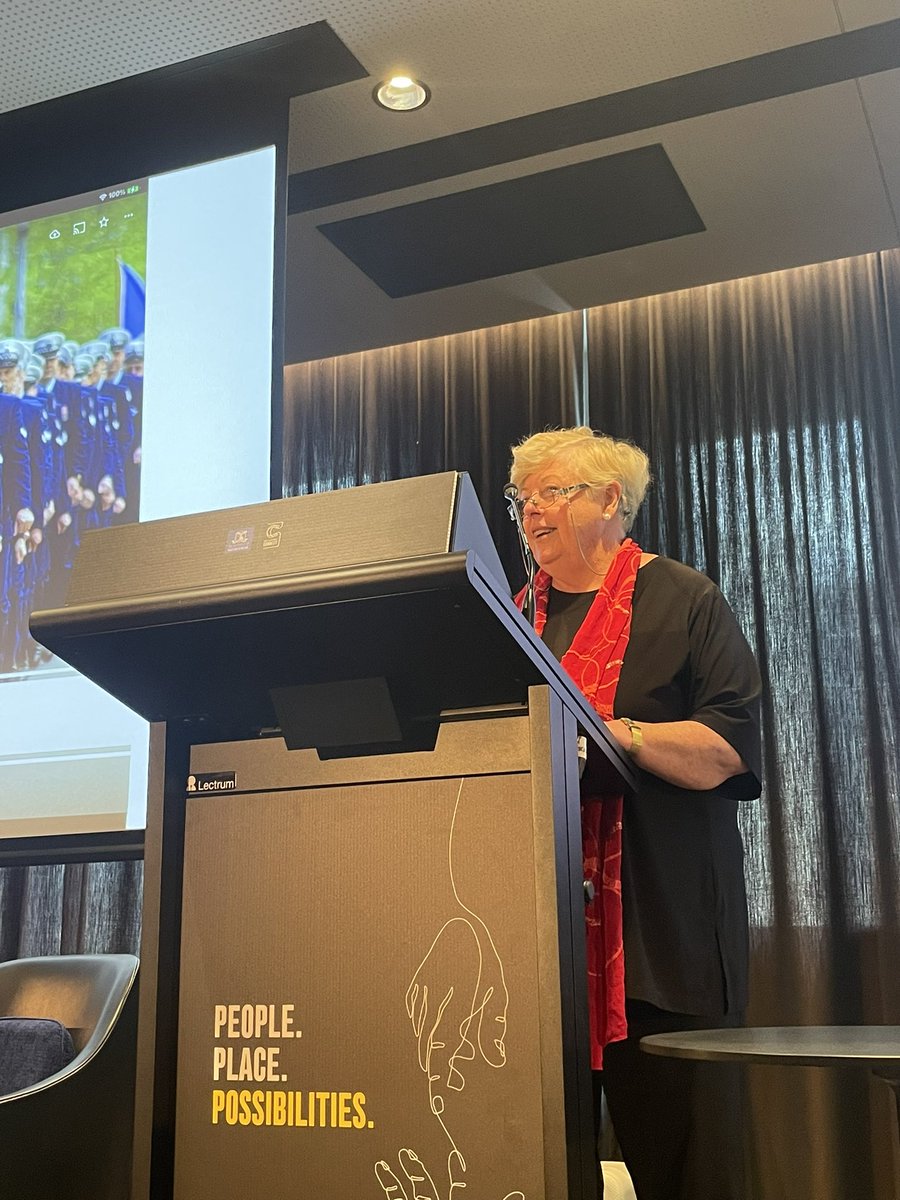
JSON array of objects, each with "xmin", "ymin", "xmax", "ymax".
[{"xmin": 174, "ymin": 764, "xmax": 564, "ymax": 1198}]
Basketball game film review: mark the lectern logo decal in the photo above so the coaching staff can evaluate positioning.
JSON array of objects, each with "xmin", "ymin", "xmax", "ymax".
[
  {"xmin": 263, "ymin": 521, "xmax": 284, "ymax": 549},
  {"xmin": 186, "ymin": 772, "xmax": 237, "ymax": 794},
  {"xmin": 225, "ymin": 527, "xmax": 254, "ymax": 552}
]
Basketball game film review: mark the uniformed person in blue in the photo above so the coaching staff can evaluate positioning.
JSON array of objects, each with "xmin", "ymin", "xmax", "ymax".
[
  {"xmin": 24, "ymin": 355, "xmax": 43, "ymax": 396},
  {"xmin": 55, "ymin": 345, "xmax": 75, "ymax": 377},
  {"xmin": 99, "ymin": 327, "xmax": 132, "ymax": 387},
  {"xmin": 62, "ymin": 341, "xmax": 80, "ymax": 376},
  {"xmin": 45, "ymin": 350, "xmax": 97, "ymax": 609},
  {"xmin": 33, "ymin": 332, "xmax": 66, "ymax": 394},
  {"xmin": 122, "ymin": 338, "xmax": 144, "ymax": 518},
  {"xmin": 44, "ymin": 345, "xmax": 76, "ymax": 471},
  {"xmin": 123, "ymin": 339, "xmax": 144, "ymax": 379},
  {"xmin": 78, "ymin": 340, "xmax": 127, "ymax": 525},
  {"xmin": 0, "ymin": 340, "xmax": 34, "ymax": 672},
  {"xmin": 97, "ymin": 335, "xmax": 133, "ymax": 521},
  {"xmin": 32, "ymin": 342, "xmax": 72, "ymax": 610},
  {"xmin": 68, "ymin": 344, "xmax": 109, "ymax": 529},
  {"xmin": 17, "ymin": 355, "xmax": 55, "ymax": 667},
  {"xmin": 72, "ymin": 352, "xmax": 91, "ymax": 383}
]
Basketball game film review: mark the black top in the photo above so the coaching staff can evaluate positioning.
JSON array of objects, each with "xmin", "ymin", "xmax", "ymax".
[
  {"xmin": 544, "ymin": 587, "xmax": 597, "ymax": 660},
  {"xmin": 544, "ymin": 557, "xmax": 762, "ymax": 1017}
]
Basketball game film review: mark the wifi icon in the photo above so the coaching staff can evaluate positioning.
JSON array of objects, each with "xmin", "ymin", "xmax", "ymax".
[{"xmin": 99, "ymin": 193, "xmax": 108, "ymax": 201}]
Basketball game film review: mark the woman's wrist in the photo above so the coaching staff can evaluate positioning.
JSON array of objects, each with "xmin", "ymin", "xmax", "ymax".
[
  {"xmin": 620, "ymin": 717, "xmax": 643, "ymax": 756},
  {"xmin": 607, "ymin": 718, "xmax": 639, "ymax": 755}
]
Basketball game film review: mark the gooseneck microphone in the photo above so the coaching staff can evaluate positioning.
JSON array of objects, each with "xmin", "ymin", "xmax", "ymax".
[{"xmin": 503, "ymin": 484, "xmax": 536, "ymax": 626}]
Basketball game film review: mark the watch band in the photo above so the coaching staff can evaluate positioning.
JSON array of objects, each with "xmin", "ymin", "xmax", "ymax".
[{"xmin": 621, "ymin": 717, "xmax": 643, "ymax": 755}]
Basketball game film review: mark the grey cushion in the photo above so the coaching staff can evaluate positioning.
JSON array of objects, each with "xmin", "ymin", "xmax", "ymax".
[{"xmin": 0, "ymin": 1017, "xmax": 76, "ymax": 1095}]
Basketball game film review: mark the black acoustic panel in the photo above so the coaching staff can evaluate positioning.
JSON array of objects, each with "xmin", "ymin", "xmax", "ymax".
[
  {"xmin": 318, "ymin": 144, "xmax": 704, "ymax": 297},
  {"xmin": 290, "ymin": 18, "xmax": 900, "ymax": 212},
  {"xmin": 0, "ymin": 22, "xmax": 366, "ymax": 216},
  {"xmin": 213, "ymin": 23, "xmax": 367, "ymax": 98}
]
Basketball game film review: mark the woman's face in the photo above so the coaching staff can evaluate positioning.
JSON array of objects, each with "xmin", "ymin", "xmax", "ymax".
[{"xmin": 518, "ymin": 461, "xmax": 619, "ymax": 584}]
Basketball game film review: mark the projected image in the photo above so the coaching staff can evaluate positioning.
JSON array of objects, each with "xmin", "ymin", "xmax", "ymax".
[
  {"xmin": 0, "ymin": 144, "xmax": 276, "ymax": 840},
  {"xmin": 0, "ymin": 187, "xmax": 147, "ymax": 675}
]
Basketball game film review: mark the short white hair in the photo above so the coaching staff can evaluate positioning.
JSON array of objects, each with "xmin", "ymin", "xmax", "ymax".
[{"xmin": 510, "ymin": 426, "xmax": 651, "ymax": 532}]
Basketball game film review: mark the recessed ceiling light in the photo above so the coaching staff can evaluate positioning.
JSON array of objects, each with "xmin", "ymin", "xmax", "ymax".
[{"xmin": 373, "ymin": 75, "xmax": 431, "ymax": 112}]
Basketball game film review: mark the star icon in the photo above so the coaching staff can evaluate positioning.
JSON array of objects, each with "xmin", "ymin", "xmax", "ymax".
[{"xmin": 99, "ymin": 215, "xmax": 109, "ymax": 228}]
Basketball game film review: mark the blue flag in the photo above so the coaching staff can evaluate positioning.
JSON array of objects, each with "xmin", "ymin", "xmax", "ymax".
[{"xmin": 118, "ymin": 260, "xmax": 146, "ymax": 337}]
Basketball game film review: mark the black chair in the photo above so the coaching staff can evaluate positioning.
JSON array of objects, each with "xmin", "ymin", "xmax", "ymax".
[{"xmin": 0, "ymin": 953, "xmax": 139, "ymax": 1199}]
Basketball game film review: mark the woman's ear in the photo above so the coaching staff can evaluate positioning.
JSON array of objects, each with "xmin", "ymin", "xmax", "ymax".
[{"xmin": 604, "ymin": 481, "xmax": 623, "ymax": 519}]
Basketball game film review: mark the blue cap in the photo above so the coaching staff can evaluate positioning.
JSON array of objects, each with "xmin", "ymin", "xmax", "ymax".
[
  {"xmin": 73, "ymin": 353, "xmax": 94, "ymax": 378},
  {"xmin": 56, "ymin": 345, "xmax": 74, "ymax": 368},
  {"xmin": 124, "ymin": 337, "xmax": 144, "ymax": 362},
  {"xmin": 80, "ymin": 340, "xmax": 112, "ymax": 365},
  {"xmin": 0, "ymin": 338, "xmax": 29, "ymax": 370},
  {"xmin": 99, "ymin": 327, "xmax": 132, "ymax": 351},
  {"xmin": 24, "ymin": 354, "xmax": 45, "ymax": 385},
  {"xmin": 63, "ymin": 340, "xmax": 79, "ymax": 359},
  {"xmin": 32, "ymin": 331, "xmax": 66, "ymax": 357}
]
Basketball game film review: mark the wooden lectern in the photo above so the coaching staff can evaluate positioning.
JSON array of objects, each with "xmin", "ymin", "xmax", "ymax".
[{"xmin": 33, "ymin": 472, "xmax": 633, "ymax": 1200}]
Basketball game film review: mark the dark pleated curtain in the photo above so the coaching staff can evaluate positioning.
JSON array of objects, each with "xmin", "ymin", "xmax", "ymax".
[
  {"xmin": 586, "ymin": 251, "xmax": 900, "ymax": 1200},
  {"xmin": 0, "ymin": 860, "xmax": 143, "ymax": 959},
  {"xmin": 283, "ymin": 313, "xmax": 584, "ymax": 582}
]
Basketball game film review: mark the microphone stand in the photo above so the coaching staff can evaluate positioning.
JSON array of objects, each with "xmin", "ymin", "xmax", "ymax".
[{"xmin": 503, "ymin": 485, "xmax": 536, "ymax": 626}]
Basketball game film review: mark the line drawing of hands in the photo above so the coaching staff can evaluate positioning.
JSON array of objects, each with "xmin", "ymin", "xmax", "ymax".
[
  {"xmin": 375, "ymin": 1147, "xmax": 524, "ymax": 1200},
  {"xmin": 406, "ymin": 913, "xmax": 508, "ymax": 1107},
  {"xmin": 405, "ymin": 777, "xmax": 510, "ymax": 1112},
  {"xmin": 375, "ymin": 780, "xmax": 522, "ymax": 1200}
]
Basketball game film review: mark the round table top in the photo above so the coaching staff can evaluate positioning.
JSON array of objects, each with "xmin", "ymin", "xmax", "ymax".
[{"xmin": 640, "ymin": 1026, "xmax": 900, "ymax": 1068}]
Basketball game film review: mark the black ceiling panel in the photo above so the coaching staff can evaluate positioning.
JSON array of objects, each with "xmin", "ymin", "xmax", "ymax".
[
  {"xmin": 317, "ymin": 144, "xmax": 705, "ymax": 297},
  {"xmin": 0, "ymin": 23, "xmax": 367, "ymax": 215}
]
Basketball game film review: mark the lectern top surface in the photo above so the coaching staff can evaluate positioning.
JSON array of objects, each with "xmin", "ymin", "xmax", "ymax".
[{"xmin": 63, "ymin": 471, "xmax": 510, "ymax": 607}]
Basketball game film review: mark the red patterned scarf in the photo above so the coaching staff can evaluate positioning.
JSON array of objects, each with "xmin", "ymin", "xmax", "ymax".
[{"xmin": 519, "ymin": 538, "xmax": 642, "ymax": 1068}]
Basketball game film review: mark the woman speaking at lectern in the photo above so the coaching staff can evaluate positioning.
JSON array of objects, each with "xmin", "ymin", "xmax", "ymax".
[{"xmin": 507, "ymin": 427, "xmax": 762, "ymax": 1200}]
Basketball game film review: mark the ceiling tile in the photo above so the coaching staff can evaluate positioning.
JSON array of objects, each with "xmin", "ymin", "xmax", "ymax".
[
  {"xmin": 857, "ymin": 68, "xmax": 900, "ymax": 235},
  {"xmin": 0, "ymin": 0, "xmax": 334, "ymax": 113},
  {"xmin": 288, "ymin": 0, "xmax": 841, "ymax": 170},
  {"xmin": 835, "ymin": 0, "xmax": 900, "ymax": 31}
]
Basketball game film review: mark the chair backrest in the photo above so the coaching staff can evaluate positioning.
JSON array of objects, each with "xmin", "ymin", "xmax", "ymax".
[
  {"xmin": 0, "ymin": 954, "xmax": 138, "ymax": 1055},
  {"xmin": 0, "ymin": 954, "xmax": 140, "ymax": 1200}
]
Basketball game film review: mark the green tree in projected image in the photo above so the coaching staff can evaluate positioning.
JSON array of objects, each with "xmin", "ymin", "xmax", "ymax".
[
  {"xmin": 0, "ymin": 192, "xmax": 148, "ymax": 343},
  {"xmin": 0, "ymin": 226, "xmax": 16, "ymax": 334}
]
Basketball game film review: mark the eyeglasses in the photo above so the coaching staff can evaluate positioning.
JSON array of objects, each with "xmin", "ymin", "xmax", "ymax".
[{"xmin": 511, "ymin": 483, "xmax": 591, "ymax": 514}]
